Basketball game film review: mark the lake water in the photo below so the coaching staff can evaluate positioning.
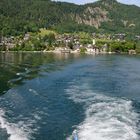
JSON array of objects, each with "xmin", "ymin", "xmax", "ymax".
[{"xmin": 0, "ymin": 52, "xmax": 140, "ymax": 140}]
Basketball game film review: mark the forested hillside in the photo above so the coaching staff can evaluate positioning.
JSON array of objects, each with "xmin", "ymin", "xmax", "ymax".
[{"xmin": 0, "ymin": 0, "xmax": 140, "ymax": 36}]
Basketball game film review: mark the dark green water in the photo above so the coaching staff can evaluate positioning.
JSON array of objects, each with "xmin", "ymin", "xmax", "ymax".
[{"xmin": 0, "ymin": 52, "xmax": 140, "ymax": 140}]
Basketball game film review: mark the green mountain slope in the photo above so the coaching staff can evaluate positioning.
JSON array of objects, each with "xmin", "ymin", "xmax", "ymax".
[{"xmin": 0, "ymin": 0, "xmax": 140, "ymax": 36}]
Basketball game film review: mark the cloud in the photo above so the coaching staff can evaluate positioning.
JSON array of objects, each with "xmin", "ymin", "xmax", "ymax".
[
  {"xmin": 53, "ymin": 0, "xmax": 140, "ymax": 6},
  {"xmin": 53, "ymin": 0, "xmax": 96, "ymax": 4},
  {"xmin": 118, "ymin": 0, "xmax": 140, "ymax": 6}
]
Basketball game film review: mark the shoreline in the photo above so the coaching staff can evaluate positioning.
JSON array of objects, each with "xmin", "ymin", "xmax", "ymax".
[{"xmin": 0, "ymin": 50, "xmax": 138, "ymax": 55}]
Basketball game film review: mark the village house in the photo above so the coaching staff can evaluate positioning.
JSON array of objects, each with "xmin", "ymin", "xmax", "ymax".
[
  {"xmin": 24, "ymin": 33, "xmax": 30, "ymax": 41},
  {"xmin": 129, "ymin": 49, "xmax": 136, "ymax": 55},
  {"xmin": 100, "ymin": 44, "xmax": 108, "ymax": 53},
  {"xmin": 86, "ymin": 44, "xmax": 95, "ymax": 53},
  {"xmin": 135, "ymin": 35, "xmax": 140, "ymax": 40},
  {"xmin": 0, "ymin": 36, "xmax": 15, "ymax": 51},
  {"xmin": 115, "ymin": 33, "xmax": 126, "ymax": 41}
]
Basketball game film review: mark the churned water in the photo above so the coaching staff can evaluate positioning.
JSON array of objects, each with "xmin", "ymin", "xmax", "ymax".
[{"xmin": 0, "ymin": 52, "xmax": 140, "ymax": 140}]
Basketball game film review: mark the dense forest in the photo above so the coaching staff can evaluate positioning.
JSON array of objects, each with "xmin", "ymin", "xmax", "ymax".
[{"xmin": 0, "ymin": 0, "xmax": 140, "ymax": 36}]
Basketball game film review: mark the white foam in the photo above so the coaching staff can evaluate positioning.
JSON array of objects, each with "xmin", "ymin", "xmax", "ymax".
[
  {"xmin": 29, "ymin": 88, "xmax": 39, "ymax": 96},
  {"xmin": 66, "ymin": 83, "xmax": 139, "ymax": 140},
  {"xmin": 0, "ymin": 109, "xmax": 31, "ymax": 140},
  {"xmin": 16, "ymin": 73, "xmax": 21, "ymax": 76}
]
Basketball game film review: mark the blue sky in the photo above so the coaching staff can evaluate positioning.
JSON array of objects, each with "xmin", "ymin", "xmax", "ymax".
[{"xmin": 53, "ymin": 0, "xmax": 140, "ymax": 6}]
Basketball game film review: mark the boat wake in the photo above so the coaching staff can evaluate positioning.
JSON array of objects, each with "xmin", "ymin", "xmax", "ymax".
[
  {"xmin": 66, "ymin": 82, "xmax": 139, "ymax": 140},
  {"xmin": 0, "ymin": 109, "xmax": 32, "ymax": 140},
  {"xmin": 0, "ymin": 107, "xmax": 43, "ymax": 140}
]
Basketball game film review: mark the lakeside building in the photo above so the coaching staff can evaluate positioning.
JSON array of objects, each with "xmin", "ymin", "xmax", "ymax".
[
  {"xmin": 0, "ymin": 36, "xmax": 15, "ymax": 51},
  {"xmin": 135, "ymin": 35, "xmax": 140, "ymax": 40},
  {"xmin": 23, "ymin": 33, "xmax": 30, "ymax": 41}
]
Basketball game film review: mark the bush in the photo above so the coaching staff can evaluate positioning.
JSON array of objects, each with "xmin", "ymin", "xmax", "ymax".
[
  {"xmin": 136, "ymin": 41, "xmax": 140, "ymax": 53},
  {"xmin": 109, "ymin": 41, "xmax": 135, "ymax": 52},
  {"xmin": 80, "ymin": 47, "xmax": 87, "ymax": 53}
]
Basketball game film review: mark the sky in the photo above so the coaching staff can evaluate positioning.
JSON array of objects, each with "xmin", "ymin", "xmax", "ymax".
[{"xmin": 53, "ymin": 0, "xmax": 140, "ymax": 7}]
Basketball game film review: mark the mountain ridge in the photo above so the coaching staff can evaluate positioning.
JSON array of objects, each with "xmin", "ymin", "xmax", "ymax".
[{"xmin": 0, "ymin": 0, "xmax": 140, "ymax": 36}]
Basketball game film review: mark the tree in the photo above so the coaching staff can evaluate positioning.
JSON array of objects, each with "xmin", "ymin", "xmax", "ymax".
[
  {"xmin": 68, "ymin": 42, "xmax": 73, "ymax": 50},
  {"xmin": 79, "ymin": 32, "xmax": 92, "ymax": 45},
  {"xmin": 43, "ymin": 33, "xmax": 55, "ymax": 47}
]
